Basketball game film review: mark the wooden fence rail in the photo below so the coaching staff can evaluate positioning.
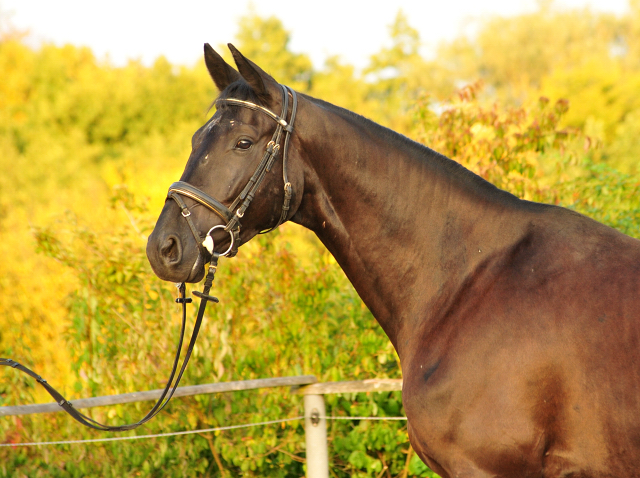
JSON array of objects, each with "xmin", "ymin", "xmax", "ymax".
[{"xmin": 0, "ymin": 375, "xmax": 318, "ymax": 417}]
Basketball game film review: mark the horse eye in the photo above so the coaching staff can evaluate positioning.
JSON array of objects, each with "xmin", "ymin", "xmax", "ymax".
[{"xmin": 235, "ymin": 139, "xmax": 252, "ymax": 150}]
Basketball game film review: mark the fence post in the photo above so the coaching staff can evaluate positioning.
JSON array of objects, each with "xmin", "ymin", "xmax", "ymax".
[{"xmin": 304, "ymin": 393, "xmax": 329, "ymax": 478}]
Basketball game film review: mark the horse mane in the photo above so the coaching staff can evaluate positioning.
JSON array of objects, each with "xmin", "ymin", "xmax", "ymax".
[{"xmin": 305, "ymin": 95, "xmax": 530, "ymax": 208}]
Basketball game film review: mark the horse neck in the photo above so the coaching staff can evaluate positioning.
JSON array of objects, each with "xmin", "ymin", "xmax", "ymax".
[{"xmin": 291, "ymin": 98, "xmax": 533, "ymax": 351}]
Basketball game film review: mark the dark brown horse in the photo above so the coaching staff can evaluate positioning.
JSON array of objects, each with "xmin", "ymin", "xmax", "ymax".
[{"xmin": 147, "ymin": 44, "xmax": 640, "ymax": 477}]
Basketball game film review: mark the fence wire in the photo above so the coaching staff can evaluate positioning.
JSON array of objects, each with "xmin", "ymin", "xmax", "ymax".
[
  {"xmin": 1, "ymin": 415, "xmax": 407, "ymax": 448},
  {"xmin": 0, "ymin": 416, "xmax": 304, "ymax": 447},
  {"xmin": 323, "ymin": 416, "xmax": 407, "ymax": 421}
]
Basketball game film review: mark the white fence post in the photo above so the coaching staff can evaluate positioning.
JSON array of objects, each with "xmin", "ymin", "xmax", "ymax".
[{"xmin": 304, "ymin": 393, "xmax": 329, "ymax": 478}]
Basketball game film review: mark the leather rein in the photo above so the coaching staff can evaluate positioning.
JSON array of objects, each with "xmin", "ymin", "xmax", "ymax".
[
  {"xmin": 0, "ymin": 281, "xmax": 211, "ymax": 431},
  {"xmin": 0, "ymin": 84, "xmax": 298, "ymax": 431}
]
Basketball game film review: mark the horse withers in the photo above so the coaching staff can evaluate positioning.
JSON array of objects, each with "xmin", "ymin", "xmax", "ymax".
[{"xmin": 146, "ymin": 44, "xmax": 640, "ymax": 478}]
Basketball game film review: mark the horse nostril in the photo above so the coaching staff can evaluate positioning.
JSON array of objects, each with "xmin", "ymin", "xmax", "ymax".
[{"xmin": 160, "ymin": 235, "xmax": 183, "ymax": 265}]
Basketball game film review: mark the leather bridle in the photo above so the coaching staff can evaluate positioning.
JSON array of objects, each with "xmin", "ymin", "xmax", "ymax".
[
  {"xmin": 168, "ymin": 83, "xmax": 298, "ymax": 264},
  {"xmin": 0, "ymin": 84, "xmax": 298, "ymax": 431}
]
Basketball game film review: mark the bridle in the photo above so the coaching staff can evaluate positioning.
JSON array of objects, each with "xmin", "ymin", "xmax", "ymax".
[
  {"xmin": 168, "ymin": 83, "xmax": 298, "ymax": 264},
  {"xmin": 0, "ymin": 83, "xmax": 298, "ymax": 431}
]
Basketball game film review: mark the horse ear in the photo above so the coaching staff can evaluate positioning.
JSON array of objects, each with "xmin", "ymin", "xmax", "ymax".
[
  {"xmin": 204, "ymin": 43, "xmax": 241, "ymax": 91},
  {"xmin": 227, "ymin": 43, "xmax": 280, "ymax": 102}
]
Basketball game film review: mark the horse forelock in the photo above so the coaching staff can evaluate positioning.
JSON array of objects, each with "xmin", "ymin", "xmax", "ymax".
[
  {"xmin": 210, "ymin": 81, "xmax": 262, "ymax": 113},
  {"xmin": 222, "ymin": 81, "xmax": 260, "ymax": 102}
]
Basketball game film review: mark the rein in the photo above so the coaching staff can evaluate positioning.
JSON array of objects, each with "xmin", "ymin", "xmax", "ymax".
[
  {"xmin": 0, "ymin": 254, "xmax": 219, "ymax": 431},
  {"xmin": 0, "ymin": 83, "xmax": 297, "ymax": 431}
]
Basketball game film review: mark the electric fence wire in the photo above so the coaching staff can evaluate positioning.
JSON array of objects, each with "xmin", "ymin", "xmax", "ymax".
[{"xmin": 0, "ymin": 417, "xmax": 304, "ymax": 447}]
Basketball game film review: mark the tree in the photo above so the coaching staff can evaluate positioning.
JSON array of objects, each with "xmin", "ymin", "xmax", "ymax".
[
  {"xmin": 233, "ymin": 9, "xmax": 313, "ymax": 92},
  {"xmin": 363, "ymin": 10, "xmax": 431, "ymax": 131},
  {"xmin": 435, "ymin": 3, "xmax": 626, "ymax": 101}
]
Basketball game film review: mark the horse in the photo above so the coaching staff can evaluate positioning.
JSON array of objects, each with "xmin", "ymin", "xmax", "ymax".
[{"xmin": 146, "ymin": 44, "xmax": 640, "ymax": 478}]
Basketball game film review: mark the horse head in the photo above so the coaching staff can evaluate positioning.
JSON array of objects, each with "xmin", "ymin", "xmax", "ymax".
[{"xmin": 147, "ymin": 44, "xmax": 304, "ymax": 283}]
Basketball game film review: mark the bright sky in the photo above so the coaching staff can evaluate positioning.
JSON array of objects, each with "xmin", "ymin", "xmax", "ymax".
[{"xmin": 0, "ymin": 0, "xmax": 632, "ymax": 69}]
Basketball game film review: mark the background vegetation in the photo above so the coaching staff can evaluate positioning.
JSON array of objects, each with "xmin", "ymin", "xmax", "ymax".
[{"xmin": 1, "ymin": 2, "xmax": 640, "ymax": 477}]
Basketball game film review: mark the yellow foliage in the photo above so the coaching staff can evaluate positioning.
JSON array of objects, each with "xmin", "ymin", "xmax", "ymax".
[
  {"xmin": 413, "ymin": 84, "xmax": 576, "ymax": 201},
  {"xmin": 605, "ymin": 109, "xmax": 640, "ymax": 175},
  {"xmin": 540, "ymin": 60, "xmax": 640, "ymax": 140},
  {"xmin": 1, "ymin": 2, "xmax": 639, "ymax": 410}
]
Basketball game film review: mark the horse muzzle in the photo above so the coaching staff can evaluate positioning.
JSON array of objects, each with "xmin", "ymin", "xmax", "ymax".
[{"xmin": 146, "ymin": 229, "xmax": 205, "ymax": 283}]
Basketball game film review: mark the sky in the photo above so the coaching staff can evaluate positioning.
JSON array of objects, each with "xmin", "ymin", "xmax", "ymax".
[{"xmin": 0, "ymin": 0, "xmax": 633, "ymax": 70}]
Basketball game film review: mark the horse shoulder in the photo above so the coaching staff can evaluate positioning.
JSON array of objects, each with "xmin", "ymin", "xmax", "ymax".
[{"xmin": 402, "ymin": 205, "xmax": 640, "ymax": 477}]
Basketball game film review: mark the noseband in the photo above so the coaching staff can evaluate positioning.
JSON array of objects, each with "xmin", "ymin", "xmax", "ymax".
[{"xmin": 167, "ymin": 84, "xmax": 298, "ymax": 266}]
